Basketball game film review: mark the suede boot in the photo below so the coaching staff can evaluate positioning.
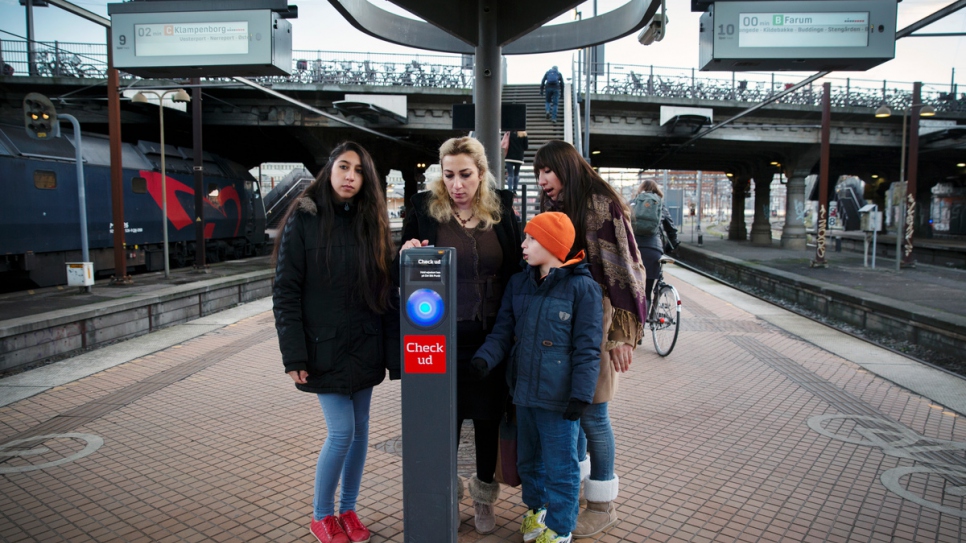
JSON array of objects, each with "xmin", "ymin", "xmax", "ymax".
[
  {"xmin": 573, "ymin": 477, "xmax": 619, "ymax": 538},
  {"xmin": 456, "ymin": 475, "xmax": 465, "ymax": 501},
  {"xmin": 468, "ymin": 475, "xmax": 501, "ymax": 534}
]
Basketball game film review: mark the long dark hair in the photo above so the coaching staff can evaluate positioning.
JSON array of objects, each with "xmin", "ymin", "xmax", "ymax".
[
  {"xmin": 272, "ymin": 141, "xmax": 394, "ymax": 314},
  {"xmin": 533, "ymin": 140, "xmax": 629, "ymax": 253}
]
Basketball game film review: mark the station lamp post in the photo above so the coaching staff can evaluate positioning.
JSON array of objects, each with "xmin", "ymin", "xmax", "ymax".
[
  {"xmin": 132, "ymin": 89, "xmax": 191, "ymax": 279},
  {"xmin": 874, "ymin": 81, "xmax": 935, "ymax": 268}
]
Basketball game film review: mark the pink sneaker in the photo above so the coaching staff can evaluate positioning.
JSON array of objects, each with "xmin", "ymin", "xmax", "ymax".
[
  {"xmin": 338, "ymin": 510, "xmax": 372, "ymax": 543},
  {"xmin": 310, "ymin": 515, "xmax": 350, "ymax": 543}
]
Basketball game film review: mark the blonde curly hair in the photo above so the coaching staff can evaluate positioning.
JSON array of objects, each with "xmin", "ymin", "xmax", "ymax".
[{"xmin": 425, "ymin": 137, "xmax": 503, "ymax": 229}]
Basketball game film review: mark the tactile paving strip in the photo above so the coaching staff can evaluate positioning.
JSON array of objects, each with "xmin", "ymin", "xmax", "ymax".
[{"xmin": 730, "ymin": 335, "xmax": 966, "ymax": 487}]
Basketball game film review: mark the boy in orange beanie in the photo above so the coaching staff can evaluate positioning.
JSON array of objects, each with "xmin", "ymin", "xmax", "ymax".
[{"xmin": 471, "ymin": 212, "xmax": 603, "ymax": 543}]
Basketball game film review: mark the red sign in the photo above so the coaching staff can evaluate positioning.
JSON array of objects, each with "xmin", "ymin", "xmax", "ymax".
[{"xmin": 404, "ymin": 335, "xmax": 447, "ymax": 374}]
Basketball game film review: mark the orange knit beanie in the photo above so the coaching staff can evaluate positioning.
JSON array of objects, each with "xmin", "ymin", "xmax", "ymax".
[{"xmin": 524, "ymin": 212, "xmax": 575, "ymax": 262}]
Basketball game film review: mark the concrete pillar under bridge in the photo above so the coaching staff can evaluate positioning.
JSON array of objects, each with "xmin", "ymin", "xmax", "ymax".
[
  {"xmin": 729, "ymin": 176, "xmax": 750, "ymax": 241},
  {"xmin": 781, "ymin": 168, "xmax": 810, "ymax": 250},
  {"xmin": 751, "ymin": 171, "xmax": 773, "ymax": 246}
]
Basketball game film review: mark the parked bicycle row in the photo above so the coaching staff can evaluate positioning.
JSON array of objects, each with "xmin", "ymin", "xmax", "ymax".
[
  {"xmin": 5, "ymin": 48, "xmax": 105, "ymax": 79},
  {"xmin": 598, "ymin": 71, "xmax": 966, "ymax": 112},
  {"xmin": 258, "ymin": 59, "xmax": 472, "ymax": 88}
]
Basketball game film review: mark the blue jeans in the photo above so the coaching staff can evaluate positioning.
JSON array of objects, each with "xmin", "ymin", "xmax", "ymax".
[
  {"xmin": 506, "ymin": 162, "xmax": 521, "ymax": 192},
  {"xmin": 517, "ymin": 406, "xmax": 580, "ymax": 535},
  {"xmin": 576, "ymin": 401, "xmax": 615, "ymax": 481},
  {"xmin": 545, "ymin": 88, "xmax": 560, "ymax": 121},
  {"xmin": 314, "ymin": 387, "xmax": 373, "ymax": 520}
]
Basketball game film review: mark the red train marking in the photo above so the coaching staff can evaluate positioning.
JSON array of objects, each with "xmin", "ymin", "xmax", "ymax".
[{"xmin": 142, "ymin": 171, "xmax": 242, "ymax": 237}]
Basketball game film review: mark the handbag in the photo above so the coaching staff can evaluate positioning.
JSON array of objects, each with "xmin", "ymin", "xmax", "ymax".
[
  {"xmin": 500, "ymin": 131, "xmax": 510, "ymax": 158},
  {"xmin": 493, "ymin": 404, "xmax": 521, "ymax": 487}
]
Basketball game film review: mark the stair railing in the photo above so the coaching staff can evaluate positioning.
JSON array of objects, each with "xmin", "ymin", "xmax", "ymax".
[
  {"xmin": 570, "ymin": 56, "xmax": 582, "ymax": 155},
  {"xmin": 265, "ymin": 177, "xmax": 312, "ymax": 227}
]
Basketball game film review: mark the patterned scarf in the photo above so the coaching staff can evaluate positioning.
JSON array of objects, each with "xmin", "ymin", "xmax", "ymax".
[{"xmin": 551, "ymin": 194, "xmax": 648, "ymax": 345}]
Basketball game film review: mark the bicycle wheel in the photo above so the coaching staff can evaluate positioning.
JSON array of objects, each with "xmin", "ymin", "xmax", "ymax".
[{"xmin": 650, "ymin": 283, "xmax": 681, "ymax": 356}]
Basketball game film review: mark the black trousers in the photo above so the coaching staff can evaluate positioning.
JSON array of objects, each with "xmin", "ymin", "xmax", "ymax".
[{"xmin": 457, "ymin": 417, "xmax": 500, "ymax": 484}]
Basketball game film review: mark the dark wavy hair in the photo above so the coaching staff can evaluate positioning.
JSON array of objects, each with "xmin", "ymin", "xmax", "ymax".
[
  {"xmin": 272, "ymin": 141, "xmax": 394, "ymax": 314},
  {"xmin": 533, "ymin": 140, "xmax": 629, "ymax": 253}
]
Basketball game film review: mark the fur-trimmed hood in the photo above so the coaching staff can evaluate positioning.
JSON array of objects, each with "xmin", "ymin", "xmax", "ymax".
[{"xmin": 297, "ymin": 196, "xmax": 317, "ymax": 215}]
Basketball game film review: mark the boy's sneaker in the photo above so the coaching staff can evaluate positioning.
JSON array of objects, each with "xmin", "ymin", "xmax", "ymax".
[
  {"xmin": 310, "ymin": 515, "xmax": 350, "ymax": 543},
  {"xmin": 521, "ymin": 508, "xmax": 547, "ymax": 542},
  {"xmin": 536, "ymin": 528, "xmax": 573, "ymax": 543},
  {"xmin": 337, "ymin": 511, "xmax": 371, "ymax": 543},
  {"xmin": 535, "ymin": 529, "xmax": 572, "ymax": 543}
]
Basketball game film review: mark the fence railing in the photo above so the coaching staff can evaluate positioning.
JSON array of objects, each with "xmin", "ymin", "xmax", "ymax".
[
  {"xmin": 582, "ymin": 62, "xmax": 965, "ymax": 112},
  {"xmin": 3, "ymin": 39, "xmax": 964, "ymax": 112},
  {"xmin": 1, "ymin": 39, "xmax": 108, "ymax": 79},
  {"xmin": 0, "ymin": 38, "xmax": 473, "ymax": 89}
]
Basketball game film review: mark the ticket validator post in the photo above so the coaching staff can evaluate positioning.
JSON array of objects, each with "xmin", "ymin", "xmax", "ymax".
[{"xmin": 399, "ymin": 247, "xmax": 457, "ymax": 542}]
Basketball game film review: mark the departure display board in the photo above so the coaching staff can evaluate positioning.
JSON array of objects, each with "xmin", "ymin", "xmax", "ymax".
[
  {"xmin": 699, "ymin": 0, "xmax": 895, "ymax": 72},
  {"xmin": 134, "ymin": 22, "xmax": 249, "ymax": 57},
  {"xmin": 109, "ymin": 7, "xmax": 292, "ymax": 77},
  {"xmin": 737, "ymin": 12, "xmax": 870, "ymax": 48}
]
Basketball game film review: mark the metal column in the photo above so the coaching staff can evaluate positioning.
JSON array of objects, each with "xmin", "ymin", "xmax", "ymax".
[
  {"xmin": 192, "ymin": 80, "xmax": 207, "ymax": 271},
  {"xmin": 902, "ymin": 82, "xmax": 923, "ymax": 268},
  {"xmin": 812, "ymin": 82, "xmax": 832, "ymax": 267},
  {"xmin": 475, "ymin": 0, "xmax": 502, "ymax": 177}
]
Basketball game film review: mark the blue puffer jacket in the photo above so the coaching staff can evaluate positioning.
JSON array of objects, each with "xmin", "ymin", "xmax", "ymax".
[{"xmin": 473, "ymin": 256, "xmax": 603, "ymax": 412}]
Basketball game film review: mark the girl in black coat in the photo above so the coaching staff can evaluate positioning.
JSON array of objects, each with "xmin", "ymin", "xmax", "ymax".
[
  {"xmin": 396, "ymin": 136, "xmax": 523, "ymax": 534},
  {"xmin": 273, "ymin": 142, "xmax": 399, "ymax": 543}
]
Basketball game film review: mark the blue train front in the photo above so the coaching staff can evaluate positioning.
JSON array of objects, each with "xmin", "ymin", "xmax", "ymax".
[{"xmin": 0, "ymin": 123, "xmax": 268, "ymax": 289}]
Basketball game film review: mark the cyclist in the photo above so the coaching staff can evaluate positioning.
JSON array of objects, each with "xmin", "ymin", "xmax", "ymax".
[{"xmin": 631, "ymin": 179, "xmax": 680, "ymax": 302}]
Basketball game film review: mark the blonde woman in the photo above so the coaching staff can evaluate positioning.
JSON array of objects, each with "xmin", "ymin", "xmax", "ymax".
[{"xmin": 395, "ymin": 137, "xmax": 523, "ymax": 534}]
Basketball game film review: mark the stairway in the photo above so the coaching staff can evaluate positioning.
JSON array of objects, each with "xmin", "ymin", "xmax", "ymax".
[{"xmin": 502, "ymin": 84, "xmax": 566, "ymax": 215}]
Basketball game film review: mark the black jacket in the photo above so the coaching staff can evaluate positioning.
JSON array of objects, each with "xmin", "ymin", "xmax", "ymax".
[
  {"xmin": 274, "ymin": 197, "xmax": 400, "ymax": 394},
  {"xmin": 506, "ymin": 133, "xmax": 528, "ymax": 163},
  {"xmin": 637, "ymin": 206, "xmax": 680, "ymax": 253}
]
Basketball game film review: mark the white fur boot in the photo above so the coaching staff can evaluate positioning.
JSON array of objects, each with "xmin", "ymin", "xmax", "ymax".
[{"xmin": 573, "ymin": 476, "xmax": 619, "ymax": 538}]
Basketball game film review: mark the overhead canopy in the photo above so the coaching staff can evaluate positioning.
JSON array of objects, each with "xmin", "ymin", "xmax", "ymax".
[{"xmin": 328, "ymin": 0, "xmax": 662, "ymax": 54}]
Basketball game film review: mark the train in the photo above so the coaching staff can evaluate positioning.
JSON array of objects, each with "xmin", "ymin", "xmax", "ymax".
[{"xmin": 0, "ymin": 122, "xmax": 268, "ymax": 290}]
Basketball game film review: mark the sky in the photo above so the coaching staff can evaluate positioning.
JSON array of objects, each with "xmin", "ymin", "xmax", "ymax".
[{"xmin": 1, "ymin": 0, "xmax": 964, "ymax": 92}]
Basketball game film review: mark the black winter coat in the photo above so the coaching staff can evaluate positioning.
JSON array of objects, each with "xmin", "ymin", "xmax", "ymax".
[{"xmin": 274, "ymin": 197, "xmax": 400, "ymax": 395}]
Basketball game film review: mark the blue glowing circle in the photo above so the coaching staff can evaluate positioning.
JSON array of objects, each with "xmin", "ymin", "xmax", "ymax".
[{"xmin": 406, "ymin": 288, "xmax": 444, "ymax": 327}]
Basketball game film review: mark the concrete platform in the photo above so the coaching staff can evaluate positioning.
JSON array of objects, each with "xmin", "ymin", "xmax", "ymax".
[
  {"xmin": 0, "ymin": 257, "xmax": 274, "ymax": 374},
  {"xmin": 676, "ymin": 231, "xmax": 966, "ymax": 362},
  {"xmin": 1, "ymin": 264, "xmax": 964, "ymax": 542}
]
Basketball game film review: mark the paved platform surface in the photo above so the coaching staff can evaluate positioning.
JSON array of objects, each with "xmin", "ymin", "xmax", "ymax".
[
  {"xmin": 2, "ymin": 263, "xmax": 965, "ymax": 542},
  {"xmin": 691, "ymin": 227, "xmax": 966, "ymax": 321}
]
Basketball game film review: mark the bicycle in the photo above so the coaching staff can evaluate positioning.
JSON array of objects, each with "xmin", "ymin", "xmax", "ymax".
[{"xmin": 647, "ymin": 256, "xmax": 681, "ymax": 356}]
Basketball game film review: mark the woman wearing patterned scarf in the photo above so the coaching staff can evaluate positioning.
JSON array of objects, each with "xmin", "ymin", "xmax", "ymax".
[{"xmin": 533, "ymin": 140, "xmax": 648, "ymax": 539}]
